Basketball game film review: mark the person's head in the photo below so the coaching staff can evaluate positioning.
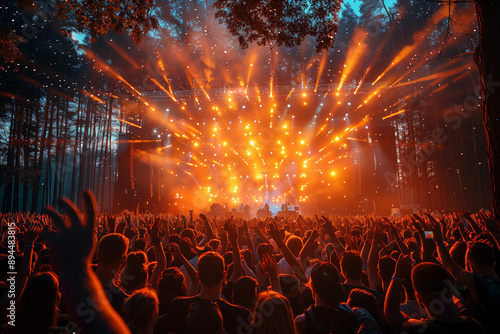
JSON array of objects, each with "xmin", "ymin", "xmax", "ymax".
[
  {"xmin": 198, "ymin": 251, "xmax": 225, "ymax": 288},
  {"xmin": 411, "ymin": 262, "xmax": 453, "ymax": 315},
  {"xmin": 451, "ymin": 228, "xmax": 462, "ymax": 242},
  {"xmin": 180, "ymin": 228, "xmax": 196, "ymax": 244},
  {"xmin": 169, "ymin": 234, "xmax": 181, "ymax": 244},
  {"xmin": 124, "ymin": 227, "xmax": 137, "ymax": 240},
  {"xmin": 341, "ymin": 251, "xmax": 362, "ymax": 281},
  {"xmin": 16, "ymin": 272, "xmax": 61, "ymax": 334},
  {"xmin": 286, "ymin": 235, "xmax": 303, "ymax": 257},
  {"xmin": 178, "ymin": 237, "xmax": 198, "ymax": 260},
  {"xmin": 97, "ymin": 233, "xmax": 129, "ymax": 268},
  {"xmin": 186, "ymin": 300, "xmax": 224, "ymax": 334},
  {"xmin": 347, "ymin": 288, "xmax": 382, "ymax": 324},
  {"xmin": 124, "ymin": 288, "xmax": 159, "ymax": 334},
  {"xmin": 138, "ymin": 227, "xmax": 148, "ymax": 239},
  {"xmin": 241, "ymin": 248, "xmax": 253, "ymax": 267},
  {"xmin": 134, "ymin": 238, "xmax": 146, "ymax": 252},
  {"xmin": 280, "ymin": 274, "xmax": 303, "ymax": 317},
  {"xmin": 256, "ymin": 243, "xmax": 271, "ymax": 260},
  {"xmin": 378, "ymin": 255, "xmax": 396, "ymax": 283},
  {"xmin": 251, "ymin": 291, "xmax": 296, "ymax": 334},
  {"xmin": 406, "ymin": 239, "xmax": 420, "ymax": 255},
  {"xmin": 158, "ymin": 267, "xmax": 187, "ymax": 314},
  {"xmin": 209, "ymin": 239, "xmax": 221, "ymax": 253},
  {"xmin": 309, "ymin": 261, "xmax": 345, "ymax": 306},
  {"xmin": 121, "ymin": 251, "xmax": 148, "ymax": 294},
  {"xmin": 222, "ymin": 251, "xmax": 233, "ymax": 267},
  {"xmin": 232, "ymin": 276, "xmax": 258, "ymax": 310},
  {"xmin": 466, "ymin": 240, "xmax": 495, "ymax": 274}
]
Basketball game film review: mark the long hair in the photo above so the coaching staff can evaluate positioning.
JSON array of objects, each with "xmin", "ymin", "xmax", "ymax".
[
  {"xmin": 14, "ymin": 272, "xmax": 60, "ymax": 334},
  {"xmin": 251, "ymin": 291, "xmax": 296, "ymax": 334},
  {"xmin": 157, "ymin": 267, "xmax": 187, "ymax": 314},
  {"xmin": 121, "ymin": 251, "xmax": 148, "ymax": 294},
  {"xmin": 124, "ymin": 288, "xmax": 159, "ymax": 334}
]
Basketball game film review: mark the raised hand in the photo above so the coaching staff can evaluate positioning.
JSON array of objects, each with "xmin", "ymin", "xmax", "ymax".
[
  {"xmin": 23, "ymin": 224, "xmax": 41, "ymax": 246},
  {"xmin": 242, "ymin": 220, "xmax": 249, "ymax": 233},
  {"xmin": 200, "ymin": 213, "xmax": 214, "ymax": 237},
  {"xmin": 394, "ymin": 253, "xmax": 412, "ymax": 280},
  {"xmin": 260, "ymin": 253, "xmax": 278, "ymax": 279},
  {"xmin": 149, "ymin": 216, "xmax": 160, "ymax": 241},
  {"xmin": 268, "ymin": 222, "xmax": 281, "ymax": 242},
  {"xmin": 344, "ymin": 234, "xmax": 358, "ymax": 251},
  {"xmin": 321, "ymin": 215, "xmax": 336, "ymax": 236},
  {"xmin": 228, "ymin": 223, "xmax": 238, "ymax": 244},
  {"xmin": 389, "ymin": 222, "xmax": 398, "ymax": 238},
  {"xmin": 412, "ymin": 214, "xmax": 425, "ymax": 233},
  {"xmin": 107, "ymin": 213, "xmax": 116, "ymax": 233},
  {"xmin": 42, "ymin": 190, "xmax": 98, "ymax": 270},
  {"xmin": 480, "ymin": 212, "xmax": 500, "ymax": 237}
]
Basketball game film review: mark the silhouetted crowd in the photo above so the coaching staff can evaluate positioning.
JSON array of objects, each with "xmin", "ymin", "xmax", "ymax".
[{"xmin": 1, "ymin": 190, "xmax": 499, "ymax": 334}]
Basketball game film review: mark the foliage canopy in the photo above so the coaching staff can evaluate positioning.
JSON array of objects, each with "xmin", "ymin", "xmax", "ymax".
[{"xmin": 213, "ymin": 0, "xmax": 343, "ymax": 51}]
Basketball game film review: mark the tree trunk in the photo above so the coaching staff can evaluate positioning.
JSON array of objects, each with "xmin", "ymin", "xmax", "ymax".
[
  {"xmin": 474, "ymin": 0, "xmax": 500, "ymax": 217},
  {"xmin": 32, "ymin": 93, "xmax": 51, "ymax": 212},
  {"xmin": 71, "ymin": 93, "xmax": 82, "ymax": 202}
]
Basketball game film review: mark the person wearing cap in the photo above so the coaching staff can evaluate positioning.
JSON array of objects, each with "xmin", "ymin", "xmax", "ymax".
[{"xmin": 280, "ymin": 274, "xmax": 304, "ymax": 317}]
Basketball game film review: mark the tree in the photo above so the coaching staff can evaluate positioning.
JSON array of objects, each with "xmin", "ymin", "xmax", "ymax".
[
  {"xmin": 473, "ymin": 0, "xmax": 500, "ymax": 217},
  {"xmin": 213, "ymin": 0, "xmax": 343, "ymax": 51}
]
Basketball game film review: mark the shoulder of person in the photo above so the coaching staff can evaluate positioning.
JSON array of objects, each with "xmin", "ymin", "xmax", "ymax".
[
  {"xmin": 295, "ymin": 313, "xmax": 306, "ymax": 334},
  {"xmin": 170, "ymin": 295, "xmax": 200, "ymax": 309},
  {"xmin": 401, "ymin": 318, "xmax": 429, "ymax": 334},
  {"xmin": 220, "ymin": 299, "xmax": 251, "ymax": 315}
]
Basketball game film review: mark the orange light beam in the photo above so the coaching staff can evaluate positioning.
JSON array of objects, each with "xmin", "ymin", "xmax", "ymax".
[
  {"xmin": 80, "ymin": 89, "xmax": 105, "ymax": 104},
  {"xmin": 338, "ymin": 27, "xmax": 367, "ymax": 91},
  {"xmin": 150, "ymin": 77, "xmax": 177, "ymax": 102},
  {"xmin": 382, "ymin": 109, "xmax": 407, "ymax": 120},
  {"xmin": 314, "ymin": 51, "xmax": 328, "ymax": 92},
  {"xmin": 115, "ymin": 118, "xmax": 142, "ymax": 128}
]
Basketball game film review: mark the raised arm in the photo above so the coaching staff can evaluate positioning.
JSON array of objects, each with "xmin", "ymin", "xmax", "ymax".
[
  {"xmin": 412, "ymin": 214, "xmax": 437, "ymax": 263},
  {"xmin": 198, "ymin": 214, "xmax": 214, "ymax": 247},
  {"xmin": 0, "ymin": 224, "xmax": 40, "ymax": 311},
  {"xmin": 367, "ymin": 226, "xmax": 382, "ymax": 291},
  {"xmin": 299, "ymin": 229, "xmax": 320, "ymax": 265},
  {"xmin": 228, "ymin": 224, "xmax": 242, "ymax": 282},
  {"xmin": 384, "ymin": 254, "xmax": 412, "ymax": 332},
  {"xmin": 253, "ymin": 224, "xmax": 271, "ymax": 245},
  {"xmin": 242, "ymin": 221, "xmax": 255, "ymax": 261},
  {"xmin": 269, "ymin": 222, "xmax": 308, "ymax": 283},
  {"xmin": 462, "ymin": 211, "xmax": 482, "ymax": 235},
  {"xmin": 389, "ymin": 222, "xmax": 410, "ymax": 255},
  {"xmin": 149, "ymin": 217, "xmax": 167, "ymax": 291},
  {"xmin": 260, "ymin": 253, "xmax": 281, "ymax": 293},
  {"xmin": 170, "ymin": 243, "xmax": 199, "ymax": 296},
  {"xmin": 42, "ymin": 191, "xmax": 131, "ymax": 334},
  {"xmin": 480, "ymin": 212, "xmax": 500, "ymax": 250},
  {"xmin": 429, "ymin": 215, "xmax": 477, "ymax": 301},
  {"xmin": 322, "ymin": 215, "xmax": 346, "ymax": 258}
]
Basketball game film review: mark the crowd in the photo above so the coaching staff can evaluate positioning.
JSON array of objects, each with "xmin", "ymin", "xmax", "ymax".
[{"xmin": 1, "ymin": 190, "xmax": 500, "ymax": 334}]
